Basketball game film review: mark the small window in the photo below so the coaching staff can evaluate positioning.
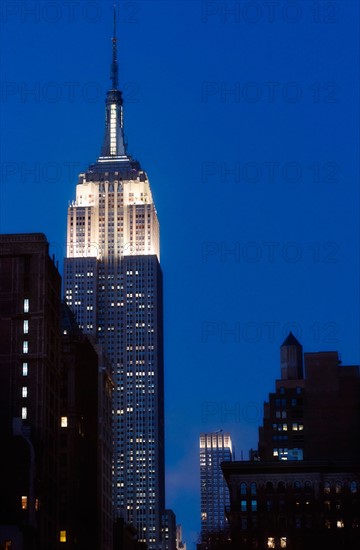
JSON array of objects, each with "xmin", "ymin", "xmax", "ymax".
[
  {"xmin": 24, "ymin": 299, "xmax": 29, "ymax": 313},
  {"xmin": 280, "ymin": 387, "xmax": 285, "ymax": 394},
  {"xmin": 240, "ymin": 482, "xmax": 247, "ymax": 495},
  {"xmin": 335, "ymin": 482, "xmax": 343, "ymax": 494},
  {"xmin": 21, "ymin": 407, "xmax": 27, "ymax": 420},
  {"xmin": 294, "ymin": 481, "xmax": 301, "ymax": 490},
  {"xmin": 61, "ymin": 416, "xmax": 68, "ymax": 428},
  {"xmin": 23, "ymin": 342, "xmax": 28, "ymax": 354},
  {"xmin": 280, "ymin": 538, "xmax": 287, "ymax": 548},
  {"xmin": 336, "ymin": 520, "xmax": 344, "ymax": 529},
  {"xmin": 251, "ymin": 500, "xmax": 257, "ymax": 512},
  {"xmin": 267, "ymin": 537, "xmax": 275, "ymax": 548},
  {"xmin": 241, "ymin": 500, "xmax": 247, "ymax": 512},
  {"xmin": 266, "ymin": 482, "xmax": 274, "ymax": 493},
  {"xmin": 23, "ymin": 320, "xmax": 29, "ymax": 334},
  {"xmin": 304, "ymin": 481, "xmax": 312, "ymax": 491},
  {"xmin": 350, "ymin": 481, "xmax": 358, "ymax": 494},
  {"xmin": 22, "ymin": 387, "xmax": 27, "ymax": 398},
  {"xmin": 250, "ymin": 482, "xmax": 257, "ymax": 495},
  {"xmin": 60, "ymin": 530, "xmax": 67, "ymax": 542},
  {"xmin": 21, "ymin": 496, "xmax": 27, "ymax": 510},
  {"xmin": 22, "ymin": 363, "xmax": 28, "ymax": 376},
  {"xmin": 296, "ymin": 387, "xmax": 302, "ymax": 394}
]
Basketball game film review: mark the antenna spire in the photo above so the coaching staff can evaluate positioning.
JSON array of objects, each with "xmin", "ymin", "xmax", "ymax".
[{"xmin": 111, "ymin": 5, "xmax": 119, "ymax": 90}]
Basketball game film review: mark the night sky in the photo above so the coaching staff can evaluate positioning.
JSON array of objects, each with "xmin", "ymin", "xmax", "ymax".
[{"xmin": 1, "ymin": 1, "xmax": 359, "ymax": 547}]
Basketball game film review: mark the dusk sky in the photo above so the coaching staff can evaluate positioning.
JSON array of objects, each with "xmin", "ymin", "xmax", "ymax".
[{"xmin": 1, "ymin": 0, "xmax": 359, "ymax": 547}]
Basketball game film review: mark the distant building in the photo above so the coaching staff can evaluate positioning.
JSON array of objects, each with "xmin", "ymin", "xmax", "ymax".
[
  {"xmin": 200, "ymin": 432, "xmax": 233, "ymax": 541},
  {"xmin": 222, "ymin": 333, "xmax": 360, "ymax": 549},
  {"xmin": 176, "ymin": 525, "xmax": 186, "ymax": 550},
  {"xmin": 0, "ymin": 234, "xmax": 61, "ymax": 549}
]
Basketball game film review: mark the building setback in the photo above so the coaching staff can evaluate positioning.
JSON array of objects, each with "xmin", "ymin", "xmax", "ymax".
[
  {"xmin": 222, "ymin": 334, "xmax": 360, "ymax": 550},
  {"xmin": 63, "ymin": 14, "xmax": 164, "ymax": 549},
  {"xmin": 0, "ymin": 233, "xmax": 62, "ymax": 549}
]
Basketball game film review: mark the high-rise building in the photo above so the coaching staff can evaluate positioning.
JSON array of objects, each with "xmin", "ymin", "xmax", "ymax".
[
  {"xmin": 200, "ymin": 432, "xmax": 233, "ymax": 540},
  {"xmin": 0, "ymin": 233, "xmax": 61, "ymax": 549},
  {"xmin": 63, "ymin": 13, "xmax": 164, "ymax": 548}
]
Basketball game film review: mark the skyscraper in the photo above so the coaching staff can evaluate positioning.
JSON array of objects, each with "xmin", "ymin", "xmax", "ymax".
[
  {"xmin": 64, "ymin": 12, "xmax": 164, "ymax": 549},
  {"xmin": 200, "ymin": 432, "xmax": 233, "ymax": 541}
]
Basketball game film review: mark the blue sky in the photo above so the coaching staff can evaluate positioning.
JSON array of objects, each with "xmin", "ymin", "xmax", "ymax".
[{"xmin": 1, "ymin": 1, "xmax": 359, "ymax": 547}]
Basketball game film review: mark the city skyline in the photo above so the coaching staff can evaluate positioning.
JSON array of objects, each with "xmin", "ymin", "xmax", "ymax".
[{"xmin": 1, "ymin": 1, "xmax": 359, "ymax": 547}]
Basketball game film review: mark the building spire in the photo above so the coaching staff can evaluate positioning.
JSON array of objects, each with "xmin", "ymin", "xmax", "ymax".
[
  {"xmin": 111, "ymin": 5, "xmax": 119, "ymax": 90},
  {"xmin": 100, "ymin": 4, "xmax": 127, "ymax": 158}
]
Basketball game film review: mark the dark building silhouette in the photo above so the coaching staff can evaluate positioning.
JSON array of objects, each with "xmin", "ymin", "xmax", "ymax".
[
  {"xmin": 222, "ymin": 334, "xmax": 360, "ymax": 550},
  {"xmin": 0, "ymin": 234, "xmax": 62, "ymax": 549},
  {"xmin": 161, "ymin": 510, "xmax": 177, "ymax": 550},
  {"xmin": 59, "ymin": 304, "xmax": 113, "ymax": 549},
  {"xmin": 0, "ymin": 234, "xmax": 115, "ymax": 550}
]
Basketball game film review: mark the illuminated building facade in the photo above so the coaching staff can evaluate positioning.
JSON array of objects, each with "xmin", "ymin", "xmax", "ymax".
[
  {"xmin": 200, "ymin": 432, "xmax": 233, "ymax": 539},
  {"xmin": 63, "ymin": 15, "xmax": 164, "ymax": 548}
]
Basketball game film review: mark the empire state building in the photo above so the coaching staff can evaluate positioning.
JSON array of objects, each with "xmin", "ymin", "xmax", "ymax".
[{"xmin": 64, "ymin": 13, "xmax": 165, "ymax": 548}]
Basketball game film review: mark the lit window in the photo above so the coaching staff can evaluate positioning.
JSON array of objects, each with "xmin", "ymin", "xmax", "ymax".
[
  {"xmin": 292, "ymin": 423, "xmax": 298, "ymax": 431},
  {"xmin": 267, "ymin": 537, "xmax": 275, "ymax": 548},
  {"xmin": 61, "ymin": 416, "xmax": 68, "ymax": 428},
  {"xmin": 23, "ymin": 320, "xmax": 29, "ymax": 334},
  {"xmin": 280, "ymin": 537, "xmax": 287, "ymax": 548},
  {"xmin": 241, "ymin": 500, "xmax": 247, "ymax": 512},
  {"xmin": 21, "ymin": 407, "xmax": 27, "ymax": 420},
  {"xmin": 23, "ymin": 342, "xmax": 28, "ymax": 354},
  {"xmin": 22, "ymin": 387, "xmax": 27, "ymax": 398},
  {"xmin": 337, "ymin": 520, "xmax": 344, "ymax": 528},
  {"xmin": 324, "ymin": 482, "xmax": 331, "ymax": 494},
  {"xmin": 251, "ymin": 500, "xmax": 257, "ymax": 512},
  {"xmin": 350, "ymin": 481, "xmax": 358, "ymax": 493},
  {"xmin": 24, "ymin": 299, "xmax": 29, "ymax": 312},
  {"xmin": 22, "ymin": 363, "xmax": 28, "ymax": 376},
  {"xmin": 21, "ymin": 496, "xmax": 27, "ymax": 510},
  {"xmin": 335, "ymin": 482, "xmax": 342, "ymax": 494},
  {"xmin": 60, "ymin": 530, "xmax": 67, "ymax": 542}
]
